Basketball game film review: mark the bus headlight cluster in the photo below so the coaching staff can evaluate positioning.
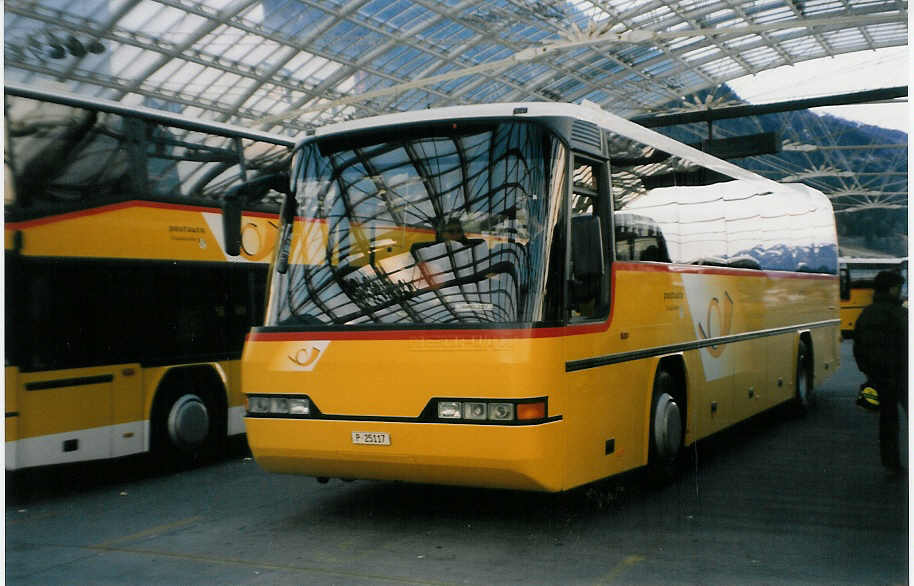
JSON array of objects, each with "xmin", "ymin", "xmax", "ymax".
[
  {"xmin": 435, "ymin": 399, "xmax": 545, "ymax": 422},
  {"xmin": 246, "ymin": 395, "xmax": 310, "ymax": 416}
]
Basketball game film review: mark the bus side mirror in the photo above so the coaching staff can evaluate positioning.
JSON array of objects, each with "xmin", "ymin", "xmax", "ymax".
[
  {"xmin": 222, "ymin": 173, "xmax": 290, "ymax": 257},
  {"xmin": 223, "ymin": 191, "xmax": 243, "ymax": 257},
  {"xmin": 275, "ymin": 191, "xmax": 296, "ymax": 275},
  {"xmin": 570, "ymin": 215, "xmax": 604, "ymax": 303}
]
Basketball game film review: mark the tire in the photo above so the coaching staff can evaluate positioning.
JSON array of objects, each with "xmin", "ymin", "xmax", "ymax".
[
  {"xmin": 152, "ymin": 372, "xmax": 226, "ymax": 468},
  {"xmin": 647, "ymin": 370, "xmax": 684, "ymax": 484},
  {"xmin": 793, "ymin": 340, "xmax": 815, "ymax": 415}
]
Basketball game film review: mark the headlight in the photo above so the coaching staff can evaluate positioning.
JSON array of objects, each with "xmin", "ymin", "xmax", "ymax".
[
  {"xmin": 437, "ymin": 401, "xmax": 462, "ymax": 419},
  {"xmin": 247, "ymin": 394, "xmax": 310, "ymax": 417},
  {"xmin": 463, "ymin": 402, "xmax": 487, "ymax": 420},
  {"xmin": 289, "ymin": 398, "xmax": 310, "ymax": 415},
  {"xmin": 248, "ymin": 396, "xmax": 271, "ymax": 414},
  {"xmin": 487, "ymin": 403, "xmax": 514, "ymax": 421},
  {"xmin": 270, "ymin": 397, "xmax": 290, "ymax": 414}
]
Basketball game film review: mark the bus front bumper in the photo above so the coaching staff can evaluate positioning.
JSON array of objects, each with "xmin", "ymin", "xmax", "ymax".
[{"xmin": 244, "ymin": 417, "xmax": 566, "ymax": 492}]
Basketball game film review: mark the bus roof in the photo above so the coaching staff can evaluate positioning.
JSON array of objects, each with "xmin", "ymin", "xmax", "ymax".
[{"xmin": 300, "ymin": 101, "xmax": 772, "ymax": 186}]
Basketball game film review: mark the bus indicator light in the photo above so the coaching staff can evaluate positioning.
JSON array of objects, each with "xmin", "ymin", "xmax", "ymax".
[{"xmin": 516, "ymin": 401, "xmax": 546, "ymax": 421}]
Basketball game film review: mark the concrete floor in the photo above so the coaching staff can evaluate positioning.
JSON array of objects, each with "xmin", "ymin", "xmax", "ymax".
[{"xmin": 5, "ymin": 340, "xmax": 908, "ymax": 585}]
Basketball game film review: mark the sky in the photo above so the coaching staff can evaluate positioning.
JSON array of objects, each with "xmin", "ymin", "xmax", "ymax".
[{"xmin": 726, "ymin": 46, "xmax": 909, "ymax": 134}]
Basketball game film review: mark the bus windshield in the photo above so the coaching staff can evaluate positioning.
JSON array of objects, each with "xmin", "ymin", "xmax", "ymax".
[{"xmin": 267, "ymin": 119, "xmax": 567, "ymax": 327}]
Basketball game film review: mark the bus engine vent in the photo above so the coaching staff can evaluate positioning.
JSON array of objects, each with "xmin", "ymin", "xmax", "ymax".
[{"xmin": 570, "ymin": 120, "xmax": 605, "ymax": 157}]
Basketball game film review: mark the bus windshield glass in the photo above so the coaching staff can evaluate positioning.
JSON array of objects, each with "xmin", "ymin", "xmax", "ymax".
[{"xmin": 267, "ymin": 119, "xmax": 566, "ymax": 327}]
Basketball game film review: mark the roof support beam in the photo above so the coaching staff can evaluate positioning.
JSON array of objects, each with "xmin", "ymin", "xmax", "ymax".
[{"xmin": 632, "ymin": 86, "xmax": 908, "ymax": 127}]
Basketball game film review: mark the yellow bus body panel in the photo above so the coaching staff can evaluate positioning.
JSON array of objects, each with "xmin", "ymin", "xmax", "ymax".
[
  {"xmin": 840, "ymin": 288, "xmax": 875, "ymax": 334},
  {"xmin": 15, "ymin": 366, "xmax": 120, "ymax": 438},
  {"xmin": 243, "ymin": 264, "xmax": 839, "ymax": 492},
  {"xmin": 244, "ymin": 336, "xmax": 565, "ymax": 417},
  {"xmin": 247, "ymin": 418, "xmax": 566, "ymax": 492},
  {"xmin": 243, "ymin": 335, "xmax": 568, "ymax": 491},
  {"xmin": 5, "ymin": 201, "xmax": 276, "ymax": 263}
]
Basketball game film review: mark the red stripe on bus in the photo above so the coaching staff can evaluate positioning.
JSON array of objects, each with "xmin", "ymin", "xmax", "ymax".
[
  {"xmin": 613, "ymin": 261, "xmax": 838, "ymax": 280},
  {"xmin": 247, "ymin": 326, "xmax": 568, "ymax": 342},
  {"xmin": 6, "ymin": 200, "xmax": 277, "ymax": 229}
]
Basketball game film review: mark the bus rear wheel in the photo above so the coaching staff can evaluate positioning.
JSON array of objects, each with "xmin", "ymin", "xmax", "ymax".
[
  {"xmin": 167, "ymin": 393, "xmax": 210, "ymax": 450},
  {"xmin": 152, "ymin": 372, "xmax": 226, "ymax": 468},
  {"xmin": 648, "ymin": 370, "xmax": 684, "ymax": 484}
]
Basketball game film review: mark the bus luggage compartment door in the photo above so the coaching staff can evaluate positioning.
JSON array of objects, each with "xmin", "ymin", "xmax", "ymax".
[{"xmin": 15, "ymin": 370, "xmax": 115, "ymax": 469}]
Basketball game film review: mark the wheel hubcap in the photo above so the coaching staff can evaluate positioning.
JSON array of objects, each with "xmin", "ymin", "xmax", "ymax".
[
  {"xmin": 167, "ymin": 394, "xmax": 209, "ymax": 448},
  {"xmin": 654, "ymin": 393, "xmax": 682, "ymax": 460}
]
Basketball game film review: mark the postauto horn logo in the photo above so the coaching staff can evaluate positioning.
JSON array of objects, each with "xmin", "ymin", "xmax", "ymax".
[
  {"xmin": 279, "ymin": 341, "xmax": 331, "ymax": 371},
  {"xmin": 698, "ymin": 291, "xmax": 733, "ymax": 358}
]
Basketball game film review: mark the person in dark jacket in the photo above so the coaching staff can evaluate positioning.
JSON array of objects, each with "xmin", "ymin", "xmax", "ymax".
[{"xmin": 853, "ymin": 270, "xmax": 908, "ymax": 471}]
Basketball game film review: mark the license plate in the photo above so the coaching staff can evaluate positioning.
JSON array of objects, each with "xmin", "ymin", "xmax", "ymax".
[{"xmin": 351, "ymin": 431, "xmax": 390, "ymax": 445}]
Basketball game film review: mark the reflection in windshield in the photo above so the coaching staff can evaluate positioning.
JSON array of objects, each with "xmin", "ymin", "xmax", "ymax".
[
  {"xmin": 268, "ymin": 120, "xmax": 566, "ymax": 327},
  {"xmin": 5, "ymin": 95, "xmax": 291, "ymax": 211}
]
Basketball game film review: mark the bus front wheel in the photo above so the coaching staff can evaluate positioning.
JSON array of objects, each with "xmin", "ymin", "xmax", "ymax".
[
  {"xmin": 793, "ymin": 340, "xmax": 815, "ymax": 415},
  {"xmin": 648, "ymin": 370, "xmax": 684, "ymax": 484}
]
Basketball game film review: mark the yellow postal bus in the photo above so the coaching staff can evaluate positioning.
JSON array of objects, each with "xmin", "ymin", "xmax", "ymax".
[
  {"xmin": 5, "ymin": 83, "xmax": 293, "ymax": 470},
  {"xmin": 235, "ymin": 102, "xmax": 840, "ymax": 492},
  {"xmin": 838, "ymin": 257, "xmax": 907, "ymax": 336}
]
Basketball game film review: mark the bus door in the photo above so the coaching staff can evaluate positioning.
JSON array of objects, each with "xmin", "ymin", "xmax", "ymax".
[{"xmin": 563, "ymin": 154, "xmax": 627, "ymax": 485}]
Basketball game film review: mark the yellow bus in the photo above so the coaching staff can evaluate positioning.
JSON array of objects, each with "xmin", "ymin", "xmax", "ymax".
[
  {"xmin": 838, "ymin": 257, "xmax": 907, "ymax": 337},
  {"xmin": 233, "ymin": 102, "xmax": 841, "ymax": 492},
  {"xmin": 4, "ymin": 83, "xmax": 294, "ymax": 470}
]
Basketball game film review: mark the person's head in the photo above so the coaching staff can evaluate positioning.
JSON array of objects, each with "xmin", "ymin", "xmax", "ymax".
[{"xmin": 873, "ymin": 270, "xmax": 904, "ymax": 299}]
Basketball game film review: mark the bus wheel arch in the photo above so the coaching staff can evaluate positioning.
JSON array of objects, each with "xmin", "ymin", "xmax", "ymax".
[
  {"xmin": 151, "ymin": 365, "xmax": 227, "ymax": 466},
  {"xmin": 647, "ymin": 356, "xmax": 687, "ymax": 484},
  {"xmin": 793, "ymin": 333, "xmax": 815, "ymax": 414}
]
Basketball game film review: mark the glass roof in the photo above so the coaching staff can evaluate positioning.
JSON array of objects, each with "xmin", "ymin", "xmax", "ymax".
[{"xmin": 4, "ymin": 0, "xmax": 909, "ymax": 216}]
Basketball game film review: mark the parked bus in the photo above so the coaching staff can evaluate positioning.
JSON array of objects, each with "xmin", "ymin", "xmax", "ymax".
[
  {"xmin": 4, "ymin": 83, "xmax": 295, "ymax": 470},
  {"xmin": 838, "ymin": 257, "xmax": 907, "ymax": 336},
  {"xmin": 233, "ymin": 101, "xmax": 840, "ymax": 492}
]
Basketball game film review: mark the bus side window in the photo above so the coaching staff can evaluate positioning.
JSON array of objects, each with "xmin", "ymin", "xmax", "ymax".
[
  {"xmin": 570, "ymin": 156, "xmax": 611, "ymax": 321},
  {"xmin": 613, "ymin": 213, "xmax": 671, "ymax": 263},
  {"xmin": 615, "ymin": 237, "xmax": 632, "ymax": 261}
]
